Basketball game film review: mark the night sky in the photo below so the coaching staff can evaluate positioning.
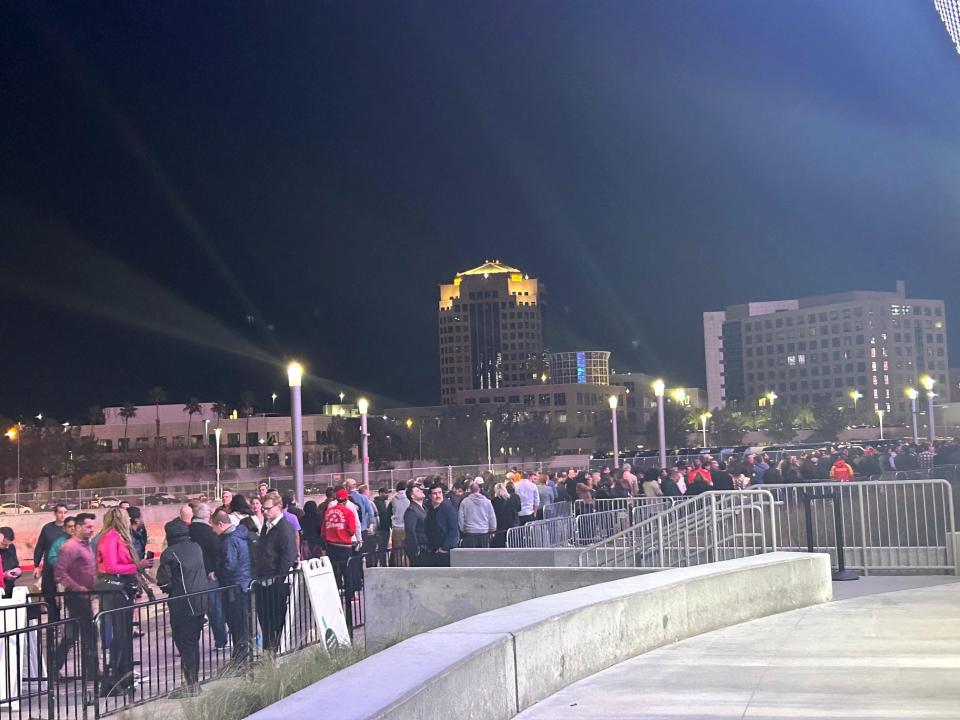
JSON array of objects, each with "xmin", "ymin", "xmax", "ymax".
[{"xmin": 2, "ymin": 2, "xmax": 959, "ymax": 422}]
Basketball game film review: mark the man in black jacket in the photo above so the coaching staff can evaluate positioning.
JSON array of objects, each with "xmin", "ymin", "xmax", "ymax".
[
  {"xmin": 157, "ymin": 519, "xmax": 207, "ymax": 698},
  {"xmin": 34, "ymin": 504, "xmax": 67, "ymax": 622},
  {"xmin": 188, "ymin": 503, "xmax": 227, "ymax": 648},
  {"xmin": 254, "ymin": 492, "xmax": 298, "ymax": 654},
  {"xmin": 425, "ymin": 484, "xmax": 459, "ymax": 567}
]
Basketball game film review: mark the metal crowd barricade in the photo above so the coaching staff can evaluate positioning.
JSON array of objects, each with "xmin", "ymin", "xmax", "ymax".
[
  {"xmin": 542, "ymin": 500, "xmax": 573, "ymax": 520},
  {"xmin": 92, "ymin": 584, "xmax": 242, "ymax": 717},
  {"xmin": 0, "ymin": 613, "xmax": 85, "ymax": 720},
  {"xmin": 506, "ymin": 516, "xmax": 577, "ymax": 548},
  {"xmin": 578, "ymin": 490, "xmax": 776, "ymax": 569},
  {"xmin": 574, "ymin": 497, "xmax": 680, "ymax": 518},
  {"xmin": 574, "ymin": 509, "xmax": 631, "ymax": 546},
  {"xmin": 762, "ymin": 479, "xmax": 956, "ymax": 575}
]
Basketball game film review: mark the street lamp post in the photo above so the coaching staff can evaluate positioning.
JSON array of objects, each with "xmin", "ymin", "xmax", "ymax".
[
  {"xmin": 653, "ymin": 379, "xmax": 666, "ymax": 469},
  {"xmin": 921, "ymin": 376, "xmax": 936, "ymax": 443},
  {"xmin": 876, "ymin": 409, "xmax": 884, "ymax": 441},
  {"xmin": 485, "ymin": 419, "xmax": 493, "ymax": 472},
  {"xmin": 608, "ymin": 396, "xmax": 619, "ymax": 469},
  {"xmin": 4, "ymin": 424, "xmax": 20, "ymax": 491},
  {"xmin": 906, "ymin": 387, "xmax": 920, "ymax": 445},
  {"xmin": 358, "ymin": 397, "xmax": 370, "ymax": 490},
  {"xmin": 850, "ymin": 390, "xmax": 862, "ymax": 413},
  {"xmin": 288, "ymin": 361, "xmax": 305, "ymax": 506},
  {"xmin": 700, "ymin": 412, "xmax": 712, "ymax": 448},
  {"xmin": 214, "ymin": 427, "xmax": 222, "ymax": 502}
]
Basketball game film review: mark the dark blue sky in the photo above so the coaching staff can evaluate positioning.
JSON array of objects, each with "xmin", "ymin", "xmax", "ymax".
[{"xmin": 1, "ymin": 1, "xmax": 958, "ymax": 420}]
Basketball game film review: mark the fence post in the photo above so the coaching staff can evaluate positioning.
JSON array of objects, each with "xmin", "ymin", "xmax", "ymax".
[
  {"xmin": 447, "ymin": 466, "xmax": 453, "ymax": 484},
  {"xmin": 857, "ymin": 483, "xmax": 870, "ymax": 577},
  {"xmin": 709, "ymin": 494, "xmax": 718, "ymax": 563},
  {"xmin": 657, "ymin": 515, "xmax": 665, "ymax": 567}
]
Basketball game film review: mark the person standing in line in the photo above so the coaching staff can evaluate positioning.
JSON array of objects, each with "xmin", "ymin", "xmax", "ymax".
[
  {"xmin": 403, "ymin": 483, "xmax": 428, "ymax": 566},
  {"xmin": 253, "ymin": 492, "xmax": 298, "ymax": 654},
  {"xmin": 424, "ymin": 484, "xmax": 459, "ymax": 566},
  {"xmin": 0, "ymin": 528, "xmax": 20, "ymax": 598},
  {"xmin": 211, "ymin": 510, "xmax": 252, "ymax": 668},
  {"xmin": 515, "ymin": 472, "xmax": 539, "ymax": 525},
  {"xmin": 96, "ymin": 508, "xmax": 153, "ymax": 697},
  {"xmin": 387, "ymin": 482, "xmax": 409, "ymax": 566},
  {"xmin": 156, "ymin": 519, "xmax": 208, "ymax": 698},
  {"xmin": 458, "ymin": 481, "xmax": 496, "ymax": 548},
  {"xmin": 372, "ymin": 488, "xmax": 392, "ymax": 567},
  {"xmin": 45, "ymin": 516, "xmax": 76, "ymax": 582},
  {"xmin": 321, "ymin": 489, "xmax": 358, "ymax": 591},
  {"xmin": 188, "ymin": 503, "xmax": 228, "ymax": 649},
  {"xmin": 491, "ymin": 483, "xmax": 518, "ymax": 548},
  {"xmin": 299, "ymin": 501, "xmax": 324, "ymax": 560},
  {"xmin": 34, "ymin": 503, "xmax": 68, "ymax": 622},
  {"xmin": 53, "ymin": 513, "xmax": 97, "ymax": 682},
  {"xmin": 126, "ymin": 507, "xmax": 148, "ymax": 560},
  {"xmin": 219, "ymin": 489, "xmax": 234, "ymax": 518}
]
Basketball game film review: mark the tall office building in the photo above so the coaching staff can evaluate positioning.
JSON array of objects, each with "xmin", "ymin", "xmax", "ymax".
[
  {"xmin": 547, "ymin": 351, "xmax": 611, "ymax": 385},
  {"xmin": 438, "ymin": 261, "xmax": 543, "ymax": 404},
  {"xmin": 704, "ymin": 282, "xmax": 949, "ymax": 419}
]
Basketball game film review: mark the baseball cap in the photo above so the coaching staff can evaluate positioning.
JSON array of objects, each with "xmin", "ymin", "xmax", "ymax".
[{"xmin": 335, "ymin": 489, "xmax": 349, "ymax": 501}]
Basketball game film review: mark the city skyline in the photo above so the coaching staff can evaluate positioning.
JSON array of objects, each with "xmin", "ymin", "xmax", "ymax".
[{"xmin": 2, "ymin": 3, "xmax": 960, "ymax": 421}]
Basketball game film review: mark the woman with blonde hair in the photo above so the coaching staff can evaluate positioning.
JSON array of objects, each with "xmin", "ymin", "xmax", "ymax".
[
  {"xmin": 96, "ymin": 507, "xmax": 153, "ymax": 697},
  {"xmin": 491, "ymin": 482, "xmax": 518, "ymax": 548}
]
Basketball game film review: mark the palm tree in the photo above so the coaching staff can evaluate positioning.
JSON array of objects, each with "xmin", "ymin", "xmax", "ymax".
[
  {"xmin": 211, "ymin": 401, "xmax": 230, "ymax": 427},
  {"xmin": 148, "ymin": 387, "xmax": 167, "ymax": 438},
  {"xmin": 183, "ymin": 398, "xmax": 202, "ymax": 447},
  {"xmin": 240, "ymin": 391, "xmax": 256, "ymax": 445},
  {"xmin": 119, "ymin": 402, "xmax": 137, "ymax": 443}
]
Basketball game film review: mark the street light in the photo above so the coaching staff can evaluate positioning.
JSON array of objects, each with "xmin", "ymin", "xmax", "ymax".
[
  {"xmin": 699, "ymin": 412, "xmax": 712, "ymax": 448},
  {"xmin": 921, "ymin": 375, "xmax": 937, "ymax": 443},
  {"xmin": 214, "ymin": 427, "xmax": 222, "ymax": 502},
  {"xmin": 406, "ymin": 417, "xmax": 422, "ymax": 462},
  {"xmin": 358, "ymin": 397, "xmax": 370, "ymax": 490},
  {"xmin": 766, "ymin": 391, "xmax": 778, "ymax": 407},
  {"xmin": 876, "ymin": 409, "xmax": 884, "ymax": 441},
  {"xmin": 608, "ymin": 395, "xmax": 620, "ymax": 469},
  {"xmin": 849, "ymin": 390, "xmax": 862, "ymax": 411},
  {"xmin": 288, "ymin": 361, "xmax": 305, "ymax": 506},
  {"xmin": 4, "ymin": 425, "xmax": 20, "ymax": 490},
  {"xmin": 339, "ymin": 391, "xmax": 345, "ymax": 404},
  {"xmin": 484, "ymin": 418, "xmax": 493, "ymax": 472},
  {"xmin": 653, "ymin": 379, "xmax": 666, "ymax": 469},
  {"xmin": 906, "ymin": 387, "xmax": 920, "ymax": 444},
  {"xmin": 271, "ymin": 392, "xmax": 278, "ymax": 411},
  {"xmin": 671, "ymin": 388, "xmax": 687, "ymax": 405}
]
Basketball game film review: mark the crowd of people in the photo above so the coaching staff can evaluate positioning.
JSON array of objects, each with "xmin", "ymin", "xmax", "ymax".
[{"xmin": 5, "ymin": 437, "xmax": 959, "ymax": 699}]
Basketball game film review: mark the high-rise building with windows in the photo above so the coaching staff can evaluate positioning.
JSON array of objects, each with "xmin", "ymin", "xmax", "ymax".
[
  {"xmin": 704, "ymin": 281, "xmax": 949, "ymax": 420},
  {"xmin": 438, "ymin": 261, "xmax": 543, "ymax": 404},
  {"xmin": 547, "ymin": 351, "xmax": 610, "ymax": 385}
]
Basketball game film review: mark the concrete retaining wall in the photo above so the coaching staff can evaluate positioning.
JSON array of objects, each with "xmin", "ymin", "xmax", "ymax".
[
  {"xmin": 249, "ymin": 552, "xmax": 832, "ymax": 720},
  {"xmin": 364, "ymin": 566, "xmax": 658, "ymax": 652},
  {"xmin": 450, "ymin": 547, "xmax": 583, "ymax": 567}
]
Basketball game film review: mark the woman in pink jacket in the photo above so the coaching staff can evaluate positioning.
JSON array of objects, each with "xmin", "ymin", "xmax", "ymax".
[{"xmin": 96, "ymin": 508, "xmax": 153, "ymax": 697}]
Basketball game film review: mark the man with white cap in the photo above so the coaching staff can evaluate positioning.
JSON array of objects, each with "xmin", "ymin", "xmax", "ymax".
[{"xmin": 457, "ymin": 480, "xmax": 496, "ymax": 548}]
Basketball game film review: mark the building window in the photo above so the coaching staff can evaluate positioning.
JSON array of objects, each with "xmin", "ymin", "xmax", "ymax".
[
  {"xmin": 172, "ymin": 436, "xmax": 185, "ymax": 448},
  {"xmin": 553, "ymin": 393, "xmax": 566, "ymax": 406},
  {"xmin": 247, "ymin": 454, "xmax": 261, "ymax": 468}
]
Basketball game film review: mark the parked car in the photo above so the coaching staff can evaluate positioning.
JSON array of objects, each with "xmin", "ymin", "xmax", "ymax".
[
  {"xmin": 0, "ymin": 503, "xmax": 33, "ymax": 515},
  {"xmin": 93, "ymin": 496, "xmax": 121, "ymax": 508},
  {"xmin": 144, "ymin": 492, "xmax": 180, "ymax": 506}
]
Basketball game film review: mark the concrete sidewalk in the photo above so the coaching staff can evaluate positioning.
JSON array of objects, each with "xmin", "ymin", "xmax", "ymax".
[{"xmin": 517, "ymin": 578, "xmax": 960, "ymax": 719}]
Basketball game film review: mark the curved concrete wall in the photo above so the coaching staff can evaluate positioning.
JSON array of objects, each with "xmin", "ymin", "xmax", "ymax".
[
  {"xmin": 249, "ymin": 553, "xmax": 832, "ymax": 720},
  {"xmin": 364, "ymin": 566, "xmax": 660, "ymax": 652}
]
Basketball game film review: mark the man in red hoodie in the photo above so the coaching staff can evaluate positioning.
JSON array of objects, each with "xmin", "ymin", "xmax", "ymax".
[{"xmin": 323, "ymin": 489, "xmax": 358, "ymax": 591}]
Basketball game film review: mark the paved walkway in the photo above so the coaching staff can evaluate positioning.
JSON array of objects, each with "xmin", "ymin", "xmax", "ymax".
[{"xmin": 517, "ymin": 577, "xmax": 960, "ymax": 720}]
